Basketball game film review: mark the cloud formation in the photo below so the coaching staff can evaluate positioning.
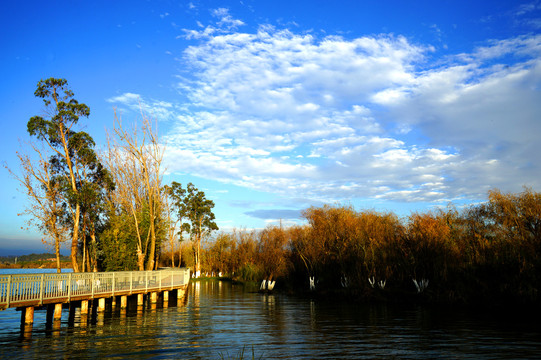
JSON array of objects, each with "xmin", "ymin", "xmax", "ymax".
[{"xmin": 110, "ymin": 15, "xmax": 541, "ymax": 210}]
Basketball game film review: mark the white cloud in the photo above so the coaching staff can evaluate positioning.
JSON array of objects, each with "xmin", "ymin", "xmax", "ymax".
[
  {"xmin": 212, "ymin": 8, "xmax": 245, "ymax": 29},
  {"xmin": 514, "ymin": 1, "xmax": 541, "ymax": 17},
  {"xmin": 107, "ymin": 93, "xmax": 178, "ymax": 121},
  {"xmin": 183, "ymin": 8, "xmax": 244, "ymax": 40},
  {"xmin": 133, "ymin": 20, "xmax": 540, "ymax": 207}
]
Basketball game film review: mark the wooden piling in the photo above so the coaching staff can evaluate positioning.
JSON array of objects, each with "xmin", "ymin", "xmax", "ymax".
[
  {"xmin": 46, "ymin": 304, "xmax": 54, "ymax": 324},
  {"xmin": 81, "ymin": 300, "xmax": 89, "ymax": 315},
  {"xmin": 163, "ymin": 291, "xmax": 169, "ymax": 308},
  {"xmin": 22, "ymin": 306, "xmax": 34, "ymax": 324},
  {"xmin": 54, "ymin": 303, "xmax": 62, "ymax": 321},
  {"xmin": 68, "ymin": 302, "xmax": 76, "ymax": 325},
  {"xmin": 98, "ymin": 298, "xmax": 106, "ymax": 312},
  {"xmin": 120, "ymin": 295, "xmax": 127, "ymax": 309},
  {"xmin": 177, "ymin": 288, "xmax": 184, "ymax": 299}
]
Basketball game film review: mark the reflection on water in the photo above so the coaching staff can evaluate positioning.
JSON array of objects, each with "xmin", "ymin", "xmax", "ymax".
[{"xmin": 1, "ymin": 279, "xmax": 540, "ymax": 359}]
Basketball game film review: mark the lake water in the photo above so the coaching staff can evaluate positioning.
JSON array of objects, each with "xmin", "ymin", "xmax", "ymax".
[{"xmin": 1, "ymin": 271, "xmax": 540, "ymax": 359}]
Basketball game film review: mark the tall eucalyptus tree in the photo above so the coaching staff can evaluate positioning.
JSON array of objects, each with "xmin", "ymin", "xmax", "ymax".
[
  {"xmin": 183, "ymin": 183, "xmax": 218, "ymax": 276},
  {"xmin": 26, "ymin": 78, "xmax": 106, "ymax": 272},
  {"xmin": 163, "ymin": 181, "xmax": 190, "ymax": 267}
]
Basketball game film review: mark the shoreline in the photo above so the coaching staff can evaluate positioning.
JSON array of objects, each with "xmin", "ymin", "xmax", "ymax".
[
  {"xmin": 198, "ymin": 276, "xmax": 541, "ymax": 312},
  {"xmin": 0, "ymin": 261, "xmax": 72, "ymax": 270}
]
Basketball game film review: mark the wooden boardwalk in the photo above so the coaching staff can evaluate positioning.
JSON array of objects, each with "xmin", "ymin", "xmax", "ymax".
[
  {"xmin": 0, "ymin": 268, "xmax": 190, "ymax": 329},
  {"xmin": 0, "ymin": 268, "xmax": 189, "ymax": 310}
]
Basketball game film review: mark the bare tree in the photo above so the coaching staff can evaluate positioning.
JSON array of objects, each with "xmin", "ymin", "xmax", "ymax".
[
  {"xmin": 103, "ymin": 110, "xmax": 164, "ymax": 270},
  {"xmin": 4, "ymin": 142, "xmax": 68, "ymax": 272}
]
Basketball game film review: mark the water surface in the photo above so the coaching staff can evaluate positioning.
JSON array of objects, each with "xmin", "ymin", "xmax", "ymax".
[{"xmin": 0, "ymin": 275, "xmax": 540, "ymax": 359}]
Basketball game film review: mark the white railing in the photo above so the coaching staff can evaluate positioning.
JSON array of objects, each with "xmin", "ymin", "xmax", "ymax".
[{"xmin": 0, "ymin": 268, "xmax": 190, "ymax": 309}]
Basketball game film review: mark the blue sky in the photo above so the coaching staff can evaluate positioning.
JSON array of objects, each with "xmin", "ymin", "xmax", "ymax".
[{"xmin": 1, "ymin": 0, "xmax": 540, "ymax": 255}]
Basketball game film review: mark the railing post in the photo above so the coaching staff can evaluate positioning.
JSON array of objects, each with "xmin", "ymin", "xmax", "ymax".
[
  {"xmin": 92, "ymin": 272, "xmax": 95, "ymax": 299},
  {"xmin": 112, "ymin": 272, "xmax": 115, "ymax": 296},
  {"xmin": 68, "ymin": 273, "xmax": 72, "ymax": 302},
  {"xmin": 171, "ymin": 270, "xmax": 173, "ymax": 290},
  {"xmin": 159, "ymin": 270, "xmax": 162, "ymax": 291},
  {"xmin": 130, "ymin": 272, "xmax": 133, "ymax": 295},
  {"xmin": 39, "ymin": 274, "xmax": 44, "ymax": 306},
  {"xmin": 7, "ymin": 275, "xmax": 12, "ymax": 308},
  {"xmin": 145, "ymin": 271, "xmax": 148, "ymax": 293}
]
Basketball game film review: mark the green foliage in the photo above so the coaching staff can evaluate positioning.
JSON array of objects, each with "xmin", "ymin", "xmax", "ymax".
[
  {"xmin": 182, "ymin": 182, "xmax": 218, "ymax": 273},
  {"xmin": 28, "ymin": 78, "xmax": 90, "ymax": 145},
  {"xmin": 184, "ymin": 182, "xmax": 219, "ymax": 237},
  {"xmin": 99, "ymin": 211, "xmax": 138, "ymax": 271},
  {"xmin": 237, "ymin": 263, "xmax": 262, "ymax": 282},
  {"xmin": 164, "ymin": 181, "xmax": 188, "ymax": 224}
]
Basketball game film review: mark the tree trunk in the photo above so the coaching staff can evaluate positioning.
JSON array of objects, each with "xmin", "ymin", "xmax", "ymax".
[
  {"xmin": 145, "ymin": 176, "xmax": 157, "ymax": 271},
  {"xmin": 178, "ymin": 243, "xmax": 182, "ymax": 268},
  {"xmin": 195, "ymin": 220, "xmax": 202, "ymax": 275},
  {"xmin": 59, "ymin": 120, "xmax": 81, "ymax": 274},
  {"xmin": 196, "ymin": 236, "xmax": 201, "ymax": 275},
  {"xmin": 170, "ymin": 227, "xmax": 175, "ymax": 268},
  {"xmin": 71, "ymin": 203, "xmax": 80, "ymax": 272},
  {"xmin": 90, "ymin": 233, "xmax": 98, "ymax": 272},
  {"xmin": 136, "ymin": 247, "xmax": 145, "ymax": 271},
  {"xmin": 82, "ymin": 238, "xmax": 86, "ymax": 273},
  {"xmin": 147, "ymin": 222, "xmax": 156, "ymax": 270},
  {"xmin": 85, "ymin": 239, "xmax": 91, "ymax": 272},
  {"xmin": 55, "ymin": 236, "xmax": 61, "ymax": 274}
]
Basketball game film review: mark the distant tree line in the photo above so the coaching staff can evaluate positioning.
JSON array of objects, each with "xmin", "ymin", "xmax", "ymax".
[
  {"xmin": 0, "ymin": 253, "xmax": 70, "ymax": 263},
  {"xmin": 187, "ymin": 188, "xmax": 541, "ymax": 306},
  {"xmin": 5, "ymin": 78, "xmax": 218, "ymax": 273}
]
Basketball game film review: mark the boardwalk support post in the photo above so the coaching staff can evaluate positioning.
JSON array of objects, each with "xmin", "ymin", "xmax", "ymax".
[
  {"xmin": 177, "ymin": 288, "xmax": 185, "ymax": 300},
  {"xmin": 163, "ymin": 290, "xmax": 169, "ymax": 307},
  {"xmin": 81, "ymin": 300, "xmax": 89, "ymax": 315},
  {"xmin": 22, "ymin": 306, "xmax": 34, "ymax": 324},
  {"xmin": 98, "ymin": 298, "xmax": 105, "ymax": 312},
  {"xmin": 54, "ymin": 303, "xmax": 62, "ymax": 321}
]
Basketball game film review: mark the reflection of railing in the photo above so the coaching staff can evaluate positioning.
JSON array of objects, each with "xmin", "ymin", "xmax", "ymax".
[{"xmin": 0, "ymin": 269, "xmax": 190, "ymax": 309}]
